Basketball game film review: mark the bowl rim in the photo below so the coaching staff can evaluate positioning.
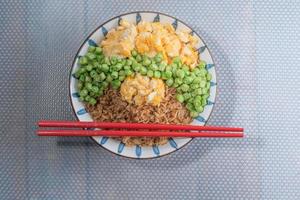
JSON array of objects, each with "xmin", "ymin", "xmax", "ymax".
[{"xmin": 68, "ymin": 10, "xmax": 218, "ymax": 159}]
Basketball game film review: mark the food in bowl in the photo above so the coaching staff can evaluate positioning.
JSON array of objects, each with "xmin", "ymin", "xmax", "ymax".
[{"xmin": 73, "ymin": 20, "xmax": 212, "ymax": 146}]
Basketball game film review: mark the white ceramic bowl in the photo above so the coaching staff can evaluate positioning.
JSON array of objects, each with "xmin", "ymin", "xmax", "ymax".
[{"xmin": 69, "ymin": 11, "xmax": 217, "ymax": 159}]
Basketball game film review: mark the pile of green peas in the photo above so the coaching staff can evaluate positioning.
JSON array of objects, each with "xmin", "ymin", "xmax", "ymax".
[{"xmin": 74, "ymin": 47, "xmax": 211, "ymax": 118}]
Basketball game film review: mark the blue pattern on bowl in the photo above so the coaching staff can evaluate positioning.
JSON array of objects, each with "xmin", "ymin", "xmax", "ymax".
[
  {"xmin": 205, "ymin": 64, "xmax": 215, "ymax": 70},
  {"xmin": 136, "ymin": 13, "xmax": 141, "ymax": 24},
  {"xmin": 153, "ymin": 14, "xmax": 160, "ymax": 22},
  {"xmin": 100, "ymin": 137, "xmax": 109, "ymax": 145},
  {"xmin": 169, "ymin": 138, "xmax": 178, "ymax": 149},
  {"xmin": 172, "ymin": 19, "xmax": 178, "ymax": 30},
  {"xmin": 152, "ymin": 145, "xmax": 160, "ymax": 156},
  {"xmin": 118, "ymin": 17, "xmax": 122, "ymax": 25},
  {"xmin": 198, "ymin": 45, "xmax": 207, "ymax": 54},
  {"xmin": 101, "ymin": 27, "xmax": 108, "ymax": 36},
  {"xmin": 135, "ymin": 145, "xmax": 142, "ymax": 157},
  {"xmin": 76, "ymin": 108, "xmax": 87, "ymax": 115},
  {"xmin": 72, "ymin": 92, "xmax": 79, "ymax": 98},
  {"xmin": 88, "ymin": 39, "xmax": 98, "ymax": 47},
  {"xmin": 210, "ymin": 81, "xmax": 217, "ymax": 87},
  {"xmin": 195, "ymin": 116, "xmax": 206, "ymax": 122},
  {"xmin": 118, "ymin": 142, "xmax": 125, "ymax": 153}
]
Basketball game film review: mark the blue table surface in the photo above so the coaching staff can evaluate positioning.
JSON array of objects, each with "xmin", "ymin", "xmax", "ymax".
[{"xmin": 1, "ymin": 0, "xmax": 299, "ymax": 199}]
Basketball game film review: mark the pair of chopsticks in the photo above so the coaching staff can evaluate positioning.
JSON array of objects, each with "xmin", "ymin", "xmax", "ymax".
[{"xmin": 37, "ymin": 121, "xmax": 244, "ymax": 138}]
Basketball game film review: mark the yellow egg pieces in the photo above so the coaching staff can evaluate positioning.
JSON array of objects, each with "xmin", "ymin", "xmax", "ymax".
[
  {"xmin": 120, "ymin": 74, "xmax": 165, "ymax": 106},
  {"xmin": 101, "ymin": 20, "xmax": 200, "ymax": 69}
]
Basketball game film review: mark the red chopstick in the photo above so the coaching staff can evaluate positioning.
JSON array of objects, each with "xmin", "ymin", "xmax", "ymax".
[
  {"xmin": 37, "ymin": 120, "xmax": 243, "ymax": 138},
  {"xmin": 37, "ymin": 129, "xmax": 243, "ymax": 138},
  {"xmin": 38, "ymin": 120, "xmax": 243, "ymax": 132}
]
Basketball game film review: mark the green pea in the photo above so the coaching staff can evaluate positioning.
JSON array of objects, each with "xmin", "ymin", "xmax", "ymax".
[
  {"xmin": 180, "ymin": 84, "xmax": 189, "ymax": 92},
  {"xmin": 79, "ymin": 56, "xmax": 88, "ymax": 65},
  {"xmin": 154, "ymin": 53, "xmax": 163, "ymax": 63},
  {"xmin": 78, "ymin": 67, "xmax": 87, "ymax": 74},
  {"xmin": 79, "ymin": 89, "xmax": 88, "ymax": 97},
  {"xmin": 95, "ymin": 47, "xmax": 102, "ymax": 54},
  {"xmin": 136, "ymin": 54, "xmax": 142, "ymax": 62},
  {"xmin": 85, "ymin": 95, "xmax": 91, "ymax": 102},
  {"xmin": 154, "ymin": 71, "xmax": 161, "ymax": 78},
  {"xmin": 158, "ymin": 62, "xmax": 167, "ymax": 71},
  {"xmin": 175, "ymin": 78, "xmax": 183, "ymax": 86},
  {"xmin": 126, "ymin": 59, "xmax": 133, "ymax": 66},
  {"xmin": 186, "ymin": 102, "xmax": 194, "ymax": 111},
  {"xmin": 125, "ymin": 69, "xmax": 133, "ymax": 76},
  {"xmin": 195, "ymin": 105, "xmax": 204, "ymax": 113},
  {"xmin": 133, "ymin": 63, "xmax": 141, "ymax": 72},
  {"xmin": 172, "ymin": 82, "xmax": 179, "ymax": 88},
  {"xmin": 166, "ymin": 78, "xmax": 174, "ymax": 87},
  {"xmin": 121, "ymin": 59, "xmax": 126, "ymax": 66},
  {"xmin": 85, "ymin": 82, "xmax": 93, "ymax": 91},
  {"xmin": 91, "ymin": 86, "xmax": 99, "ymax": 93},
  {"xmin": 193, "ymin": 77, "xmax": 202, "ymax": 84},
  {"xmin": 147, "ymin": 70, "xmax": 154, "ymax": 77},
  {"xmin": 140, "ymin": 66, "xmax": 147, "ymax": 75},
  {"xmin": 119, "ymin": 70, "xmax": 125, "ymax": 76},
  {"xmin": 86, "ymin": 52, "xmax": 96, "ymax": 60},
  {"xmin": 111, "ymin": 71, "xmax": 118, "ymax": 79},
  {"xmin": 183, "ymin": 92, "xmax": 191, "ymax": 101},
  {"xmin": 124, "ymin": 65, "xmax": 131, "ymax": 71},
  {"xmin": 165, "ymin": 65, "xmax": 172, "ymax": 72},
  {"xmin": 143, "ymin": 58, "xmax": 151, "ymax": 66},
  {"xmin": 118, "ymin": 75, "xmax": 125, "ymax": 81},
  {"xmin": 79, "ymin": 74, "xmax": 85, "ymax": 82},
  {"xmin": 190, "ymin": 72, "xmax": 196, "ymax": 80},
  {"xmin": 198, "ymin": 69, "xmax": 207, "ymax": 77},
  {"xmin": 86, "ymin": 64, "xmax": 93, "ymax": 71},
  {"xmin": 88, "ymin": 97, "xmax": 97, "ymax": 105},
  {"xmin": 88, "ymin": 46, "xmax": 96, "ymax": 53},
  {"xmin": 195, "ymin": 88, "xmax": 203, "ymax": 95},
  {"xmin": 101, "ymin": 81, "xmax": 109, "ymax": 89},
  {"xmin": 104, "ymin": 57, "xmax": 110, "ymax": 65},
  {"xmin": 113, "ymin": 63, "xmax": 122, "ymax": 71},
  {"xmin": 206, "ymin": 73, "xmax": 212, "ymax": 81},
  {"xmin": 201, "ymin": 98, "xmax": 207, "ymax": 106},
  {"xmin": 202, "ymin": 94, "xmax": 209, "ymax": 100},
  {"xmin": 93, "ymin": 74, "xmax": 101, "ymax": 82},
  {"xmin": 200, "ymin": 80, "xmax": 206, "ymax": 88},
  {"xmin": 150, "ymin": 63, "xmax": 158, "ymax": 71},
  {"xmin": 96, "ymin": 55, "xmax": 104, "ymax": 62},
  {"xmin": 99, "ymin": 72, "xmax": 106, "ymax": 81},
  {"xmin": 161, "ymin": 72, "xmax": 167, "ymax": 80},
  {"xmin": 131, "ymin": 50, "xmax": 138, "ymax": 57},
  {"xmin": 198, "ymin": 60, "xmax": 206, "ymax": 69},
  {"xmin": 190, "ymin": 111, "xmax": 199, "ymax": 118},
  {"xmin": 77, "ymin": 81, "xmax": 83, "ymax": 90},
  {"xmin": 111, "ymin": 80, "xmax": 121, "ymax": 89},
  {"xmin": 191, "ymin": 84, "xmax": 199, "ymax": 90},
  {"xmin": 165, "ymin": 71, "xmax": 173, "ymax": 79},
  {"xmin": 106, "ymin": 74, "xmax": 113, "ymax": 83},
  {"xmin": 110, "ymin": 56, "xmax": 117, "ymax": 65},
  {"xmin": 172, "ymin": 56, "xmax": 181, "ymax": 64},
  {"xmin": 176, "ymin": 69, "xmax": 185, "ymax": 79},
  {"xmin": 176, "ymin": 94, "xmax": 184, "ymax": 103},
  {"xmin": 85, "ymin": 76, "xmax": 92, "ymax": 83},
  {"xmin": 183, "ymin": 76, "xmax": 193, "ymax": 84},
  {"xmin": 100, "ymin": 64, "xmax": 109, "ymax": 73},
  {"xmin": 90, "ymin": 70, "xmax": 97, "ymax": 78}
]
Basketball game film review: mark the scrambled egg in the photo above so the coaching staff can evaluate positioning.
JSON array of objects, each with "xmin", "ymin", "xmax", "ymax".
[
  {"xmin": 135, "ymin": 21, "xmax": 199, "ymax": 68},
  {"xmin": 101, "ymin": 20, "xmax": 200, "ymax": 68},
  {"xmin": 120, "ymin": 74, "xmax": 165, "ymax": 106},
  {"xmin": 101, "ymin": 20, "xmax": 137, "ymax": 57}
]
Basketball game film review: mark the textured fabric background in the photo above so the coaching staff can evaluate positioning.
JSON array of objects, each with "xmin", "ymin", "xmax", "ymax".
[{"xmin": 1, "ymin": 0, "xmax": 300, "ymax": 199}]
